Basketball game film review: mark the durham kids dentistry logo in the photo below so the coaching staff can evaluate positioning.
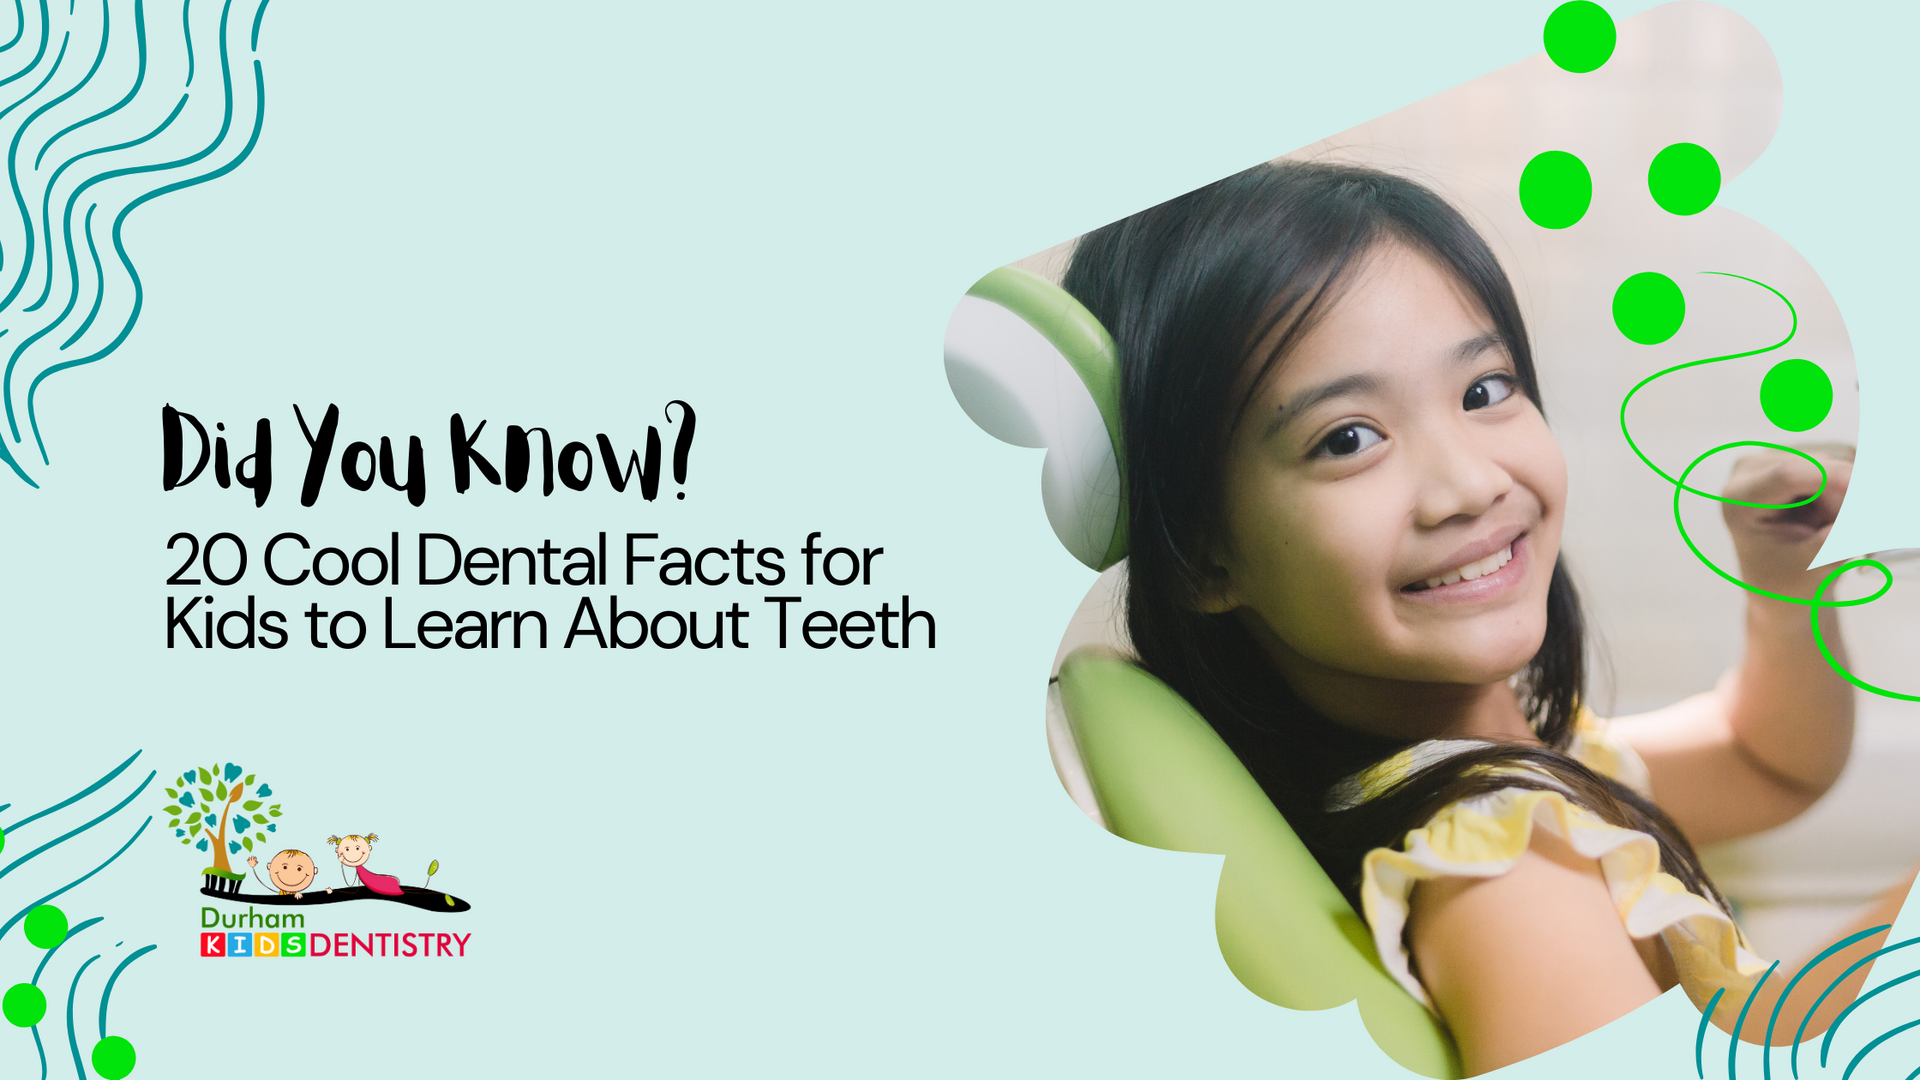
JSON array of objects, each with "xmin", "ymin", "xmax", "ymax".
[{"xmin": 162, "ymin": 762, "xmax": 472, "ymax": 963}]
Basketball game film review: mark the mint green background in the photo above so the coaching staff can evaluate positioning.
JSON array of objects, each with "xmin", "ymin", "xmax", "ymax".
[{"xmin": 0, "ymin": 1, "xmax": 1914, "ymax": 1076}]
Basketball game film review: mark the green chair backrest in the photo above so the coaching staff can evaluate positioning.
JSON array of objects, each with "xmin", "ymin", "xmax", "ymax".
[{"xmin": 1057, "ymin": 647, "xmax": 1461, "ymax": 1078}]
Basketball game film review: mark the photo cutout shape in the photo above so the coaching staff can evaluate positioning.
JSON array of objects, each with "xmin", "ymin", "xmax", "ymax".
[{"xmin": 945, "ymin": 3, "xmax": 1920, "ymax": 1077}]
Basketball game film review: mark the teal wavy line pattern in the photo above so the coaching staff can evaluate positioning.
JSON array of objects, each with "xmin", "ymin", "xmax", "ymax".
[
  {"xmin": 0, "ymin": 814, "xmax": 147, "ymax": 941},
  {"xmin": 32, "ymin": 911, "xmax": 99, "ymax": 1079},
  {"xmin": 0, "ymin": 768, "xmax": 151, "ymax": 885},
  {"xmin": 1730, "ymin": 961, "xmax": 1780, "ymax": 1080},
  {"xmin": 1841, "ymin": 1016, "xmax": 1920, "ymax": 1080},
  {"xmin": 1769, "ymin": 925, "xmax": 1894, "ymax": 1078},
  {"xmin": 4, "ymin": 757, "xmax": 155, "ymax": 1078},
  {"xmin": 0, "ymin": 749, "xmax": 138, "ymax": 834},
  {"xmin": 22, "ymin": 1, "xmax": 110, "ymax": 311},
  {"xmin": 1699, "ymin": 986, "xmax": 1728, "ymax": 1077},
  {"xmin": 34, "ymin": 913, "xmax": 102, "ymax": 1078},
  {"xmin": 0, "ymin": 0, "xmax": 23, "ymax": 52},
  {"xmin": 28, "ymin": 16, "xmax": 267, "ymax": 462},
  {"xmin": 94, "ymin": 941, "xmax": 151, "ymax": 1038},
  {"xmin": 1791, "ymin": 935, "xmax": 1920, "ymax": 1077},
  {"xmin": 62, "ymin": 952, "xmax": 97, "ymax": 1080},
  {"xmin": 1820, "ymin": 967, "xmax": 1920, "ymax": 1068},
  {"xmin": 0, "ymin": 2, "xmax": 53, "ymax": 98},
  {"xmin": 33, "ymin": 0, "xmax": 142, "ymax": 171},
  {"xmin": 30, "ymin": 914, "xmax": 97, "ymax": 982},
  {"xmin": 0, "ymin": 0, "xmax": 273, "ymax": 488},
  {"xmin": 31, "ymin": 914, "xmax": 97, "ymax": 1076}
]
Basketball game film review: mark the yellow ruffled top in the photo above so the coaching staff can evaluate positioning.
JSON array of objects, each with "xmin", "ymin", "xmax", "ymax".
[{"xmin": 1342, "ymin": 710, "xmax": 1768, "ymax": 1021}]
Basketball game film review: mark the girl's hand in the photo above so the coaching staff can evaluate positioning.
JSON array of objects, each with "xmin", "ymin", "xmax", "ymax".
[{"xmin": 1720, "ymin": 444, "xmax": 1853, "ymax": 599}]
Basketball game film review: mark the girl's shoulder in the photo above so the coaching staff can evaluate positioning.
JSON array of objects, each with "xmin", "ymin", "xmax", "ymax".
[
  {"xmin": 1566, "ymin": 707, "xmax": 1654, "ymax": 798},
  {"xmin": 1351, "ymin": 732, "xmax": 1766, "ymax": 1025}
]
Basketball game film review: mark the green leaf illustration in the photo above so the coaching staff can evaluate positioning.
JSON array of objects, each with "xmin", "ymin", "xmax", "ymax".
[
  {"xmin": 198, "ymin": 768, "xmax": 211, "ymax": 785},
  {"xmin": 253, "ymin": 815, "xmax": 268, "ymax": 825},
  {"xmin": 242, "ymin": 801, "xmax": 262, "ymax": 811},
  {"xmin": 215, "ymin": 781, "xmax": 227, "ymax": 801},
  {"xmin": 244, "ymin": 774, "xmax": 255, "ymax": 786},
  {"xmin": 186, "ymin": 812, "xmax": 202, "ymax": 825},
  {"xmin": 198, "ymin": 788, "xmax": 213, "ymax": 802},
  {"xmin": 242, "ymin": 837, "xmax": 254, "ymax": 852},
  {"xmin": 268, "ymin": 808, "xmax": 281, "ymax": 818},
  {"xmin": 166, "ymin": 788, "xmax": 179, "ymax": 799},
  {"xmin": 428, "ymin": 859, "xmax": 440, "ymax": 877},
  {"xmin": 169, "ymin": 818, "xmax": 180, "ymax": 828}
]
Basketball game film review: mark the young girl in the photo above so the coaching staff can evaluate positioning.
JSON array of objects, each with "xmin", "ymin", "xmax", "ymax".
[
  {"xmin": 328, "ymin": 832, "xmax": 404, "ymax": 896},
  {"xmin": 1060, "ymin": 160, "xmax": 1907, "ymax": 1074}
]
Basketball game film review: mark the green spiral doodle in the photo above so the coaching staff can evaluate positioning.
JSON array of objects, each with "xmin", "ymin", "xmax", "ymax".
[{"xmin": 1618, "ymin": 271, "xmax": 1915, "ymax": 702}]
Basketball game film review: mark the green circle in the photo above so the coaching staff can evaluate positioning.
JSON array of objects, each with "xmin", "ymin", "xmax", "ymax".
[
  {"xmin": 92, "ymin": 1035, "xmax": 137, "ymax": 1079},
  {"xmin": 1760, "ymin": 358, "xmax": 1833, "ymax": 432},
  {"xmin": 1612, "ymin": 272, "xmax": 1686, "ymax": 344},
  {"xmin": 1543, "ymin": 1, "xmax": 1616, "ymax": 73},
  {"xmin": 1518, "ymin": 150, "xmax": 1593, "ymax": 229},
  {"xmin": 1648, "ymin": 142, "xmax": 1721, "ymax": 215},
  {"xmin": 2, "ymin": 983, "xmax": 45, "ymax": 1027},
  {"xmin": 23, "ymin": 905, "xmax": 66, "ymax": 949}
]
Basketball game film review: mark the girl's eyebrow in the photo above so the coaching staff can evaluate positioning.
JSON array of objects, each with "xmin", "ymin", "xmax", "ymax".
[
  {"xmin": 1452, "ymin": 330, "xmax": 1503, "ymax": 364},
  {"xmin": 1264, "ymin": 372, "xmax": 1382, "ymax": 438}
]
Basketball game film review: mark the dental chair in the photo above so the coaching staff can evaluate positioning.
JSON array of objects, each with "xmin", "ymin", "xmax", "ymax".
[{"xmin": 946, "ymin": 267, "xmax": 1460, "ymax": 1078}]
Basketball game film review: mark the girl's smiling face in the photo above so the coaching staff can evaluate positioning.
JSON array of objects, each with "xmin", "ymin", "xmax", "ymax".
[
  {"xmin": 1203, "ymin": 241, "xmax": 1567, "ymax": 725},
  {"xmin": 336, "ymin": 838, "xmax": 371, "ymax": 866}
]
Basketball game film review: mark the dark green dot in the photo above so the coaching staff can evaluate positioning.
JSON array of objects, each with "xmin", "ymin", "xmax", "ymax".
[
  {"xmin": 92, "ymin": 1036, "xmax": 137, "ymax": 1079},
  {"xmin": 1649, "ymin": 143, "xmax": 1721, "ymax": 215},
  {"xmin": 23, "ymin": 905, "xmax": 66, "ymax": 949},
  {"xmin": 2, "ymin": 983, "xmax": 45, "ymax": 1027},
  {"xmin": 1519, "ymin": 151, "xmax": 1592, "ymax": 229},
  {"xmin": 1612, "ymin": 272, "xmax": 1685, "ymax": 345},
  {"xmin": 1760, "ymin": 359, "xmax": 1832, "ymax": 432},
  {"xmin": 1544, "ymin": 1, "xmax": 1616, "ymax": 73}
]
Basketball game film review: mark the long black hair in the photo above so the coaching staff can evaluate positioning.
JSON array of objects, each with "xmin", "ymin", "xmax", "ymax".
[{"xmin": 1061, "ymin": 160, "xmax": 1722, "ymax": 913}]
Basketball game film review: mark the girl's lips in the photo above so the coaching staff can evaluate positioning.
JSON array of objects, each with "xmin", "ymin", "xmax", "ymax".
[{"xmin": 1398, "ymin": 533, "xmax": 1530, "ymax": 604}]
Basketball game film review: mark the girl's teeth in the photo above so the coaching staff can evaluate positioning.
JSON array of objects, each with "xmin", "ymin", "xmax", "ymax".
[{"xmin": 1422, "ymin": 544, "xmax": 1513, "ymax": 590}]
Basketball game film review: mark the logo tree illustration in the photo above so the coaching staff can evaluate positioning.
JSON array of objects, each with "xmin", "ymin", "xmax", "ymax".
[{"xmin": 164, "ymin": 763, "xmax": 282, "ymax": 895}]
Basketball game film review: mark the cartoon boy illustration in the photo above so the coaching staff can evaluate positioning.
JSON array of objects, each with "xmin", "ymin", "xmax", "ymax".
[{"xmin": 247, "ymin": 849, "xmax": 319, "ymax": 899}]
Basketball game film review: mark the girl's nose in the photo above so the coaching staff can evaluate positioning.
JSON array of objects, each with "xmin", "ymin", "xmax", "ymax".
[{"xmin": 1411, "ymin": 426, "xmax": 1514, "ymax": 527}]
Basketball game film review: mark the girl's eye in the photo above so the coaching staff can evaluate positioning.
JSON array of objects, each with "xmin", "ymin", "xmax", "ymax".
[
  {"xmin": 1315, "ymin": 424, "xmax": 1383, "ymax": 458},
  {"xmin": 1463, "ymin": 374, "xmax": 1517, "ymax": 411}
]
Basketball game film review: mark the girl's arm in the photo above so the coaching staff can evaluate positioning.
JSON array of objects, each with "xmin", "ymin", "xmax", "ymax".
[
  {"xmin": 1711, "ymin": 866, "xmax": 1915, "ymax": 1044},
  {"xmin": 1410, "ymin": 832, "xmax": 1914, "ymax": 1074},
  {"xmin": 1609, "ymin": 448, "xmax": 1854, "ymax": 845},
  {"xmin": 1408, "ymin": 828, "xmax": 1662, "ymax": 1075}
]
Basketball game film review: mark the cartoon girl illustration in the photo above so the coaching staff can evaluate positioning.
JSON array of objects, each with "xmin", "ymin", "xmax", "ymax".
[
  {"xmin": 1049, "ymin": 160, "xmax": 1913, "ymax": 1073},
  {"xmin": 327, "ymin": 832, "xmax": 403, "ymax": 895}
]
